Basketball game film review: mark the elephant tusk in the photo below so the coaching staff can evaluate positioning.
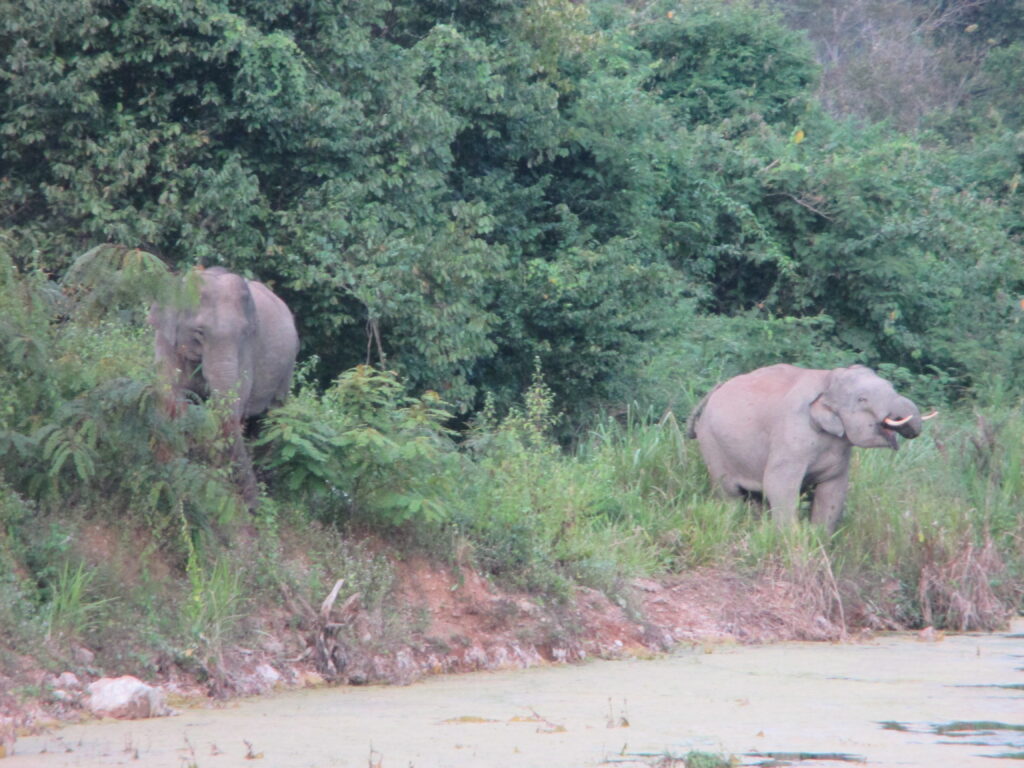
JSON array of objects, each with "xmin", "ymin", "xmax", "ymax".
[
  {"xmin": 883, "ymin": 415, "xmax": 913, "ymax": 427},
  {"xmin": 921, "ymin": 410, "xmax": 938, "ymax": 421}
]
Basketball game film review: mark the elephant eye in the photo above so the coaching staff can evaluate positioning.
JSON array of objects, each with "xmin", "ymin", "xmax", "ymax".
[{"xmin": 857, "ymin": 396, "xmax": 868, "ymax": 404}]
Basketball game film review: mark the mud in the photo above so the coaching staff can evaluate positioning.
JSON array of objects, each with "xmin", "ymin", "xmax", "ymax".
[{"xmin": 8, "ymin": 619, "xmax": 1022, "ymax": 768}]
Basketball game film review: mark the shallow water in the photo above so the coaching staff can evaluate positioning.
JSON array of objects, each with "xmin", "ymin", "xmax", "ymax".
[{"xmin": 10, "ymin": 620, "xmax": 1023, "ymax": 767}]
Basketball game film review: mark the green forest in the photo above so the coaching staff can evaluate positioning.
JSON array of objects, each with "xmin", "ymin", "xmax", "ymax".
[{"xmin": 1, "ymin": 0, "xmax": 1023, "ymax": 695}]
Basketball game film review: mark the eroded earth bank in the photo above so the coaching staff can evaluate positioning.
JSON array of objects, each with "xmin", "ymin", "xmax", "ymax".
[
  {"xmin": 4, "ymin": 548, "xmax": 1019, "ymax": 765},
  {"xmin": 0, "ymin": 552, "xmax": 855, "ymax": 741}
]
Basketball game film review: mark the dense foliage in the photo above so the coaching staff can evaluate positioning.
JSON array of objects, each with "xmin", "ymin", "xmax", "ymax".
[
  {"xmin": 1, "ymin": 0, "xmax": 1023, "ymax": 686},
  {"xmin": 4, "ymin": 0, "xmax": 1022, "ymax": 414}
]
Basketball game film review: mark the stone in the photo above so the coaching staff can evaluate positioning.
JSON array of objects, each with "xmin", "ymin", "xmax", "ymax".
[
  {"xmin": 71, "ymin": 645, "xmax": 95, "ymax": 666},
  {"xmin": 254, "ymin": 664, "xmax": 281, "ymax": 689},
  {"xmin": 87, "ymin": 676, "xmax": 170, "ymax": 719},
  {"xmin": 54, "ymin": 671, "xmax": 82, "ymax": 690}
]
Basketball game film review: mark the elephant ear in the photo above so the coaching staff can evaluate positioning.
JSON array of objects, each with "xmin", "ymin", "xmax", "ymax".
[{"xmin": 810, "ymin": 393, "xmax": 845, "ymax": 438}]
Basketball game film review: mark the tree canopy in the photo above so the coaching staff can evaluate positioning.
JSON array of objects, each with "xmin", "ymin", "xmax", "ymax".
[{"xmin": 2, "ymin": 0, "xmax": 1022, "ymax": 418}]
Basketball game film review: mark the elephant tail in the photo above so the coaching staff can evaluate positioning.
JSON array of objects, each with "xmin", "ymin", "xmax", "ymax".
[{"xmin": 685, "ymin": 385, "xmax": 720, "ymax": 439}]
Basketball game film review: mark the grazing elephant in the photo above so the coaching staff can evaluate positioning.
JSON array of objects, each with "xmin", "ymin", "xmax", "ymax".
[
  {"xmin": 686, "ymin": 364, "xmax": 935, "ymax": 533},
  {"xmin": 149, "ymin": 266, "xmax": 299, "ymax": 505}
]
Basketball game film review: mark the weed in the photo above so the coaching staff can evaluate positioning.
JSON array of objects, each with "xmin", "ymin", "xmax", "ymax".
[
  {"xmin": 933, "ymin": 721, "xmax": 1024, "ymax": 734},
  {"xmin": 43, "ymin": 561, "xmax": 116, "ymax": 647},
  {"xmin": 179, "ymin": 510, "xmax": 245, "ymax": 690},
  {"xmin": 682, "ymin": 751, "xmax": 735, "ymax": 768}
]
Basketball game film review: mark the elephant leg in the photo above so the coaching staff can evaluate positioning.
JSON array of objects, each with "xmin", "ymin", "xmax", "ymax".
[
  {"xmin": 230, "ymin": 427, "xmax": 260, "ymax": 510},
  {"xmin": 809, "ymin": 472, "xmax": 849, "ymax": 534},
  {"xmin": 763, "ymin": 462, "xmax": 806, "ymax": 526},
  {"xmin": 711, "ymin": 474, "xmax": 745, "ymax": 500},
  {"xmin": 713, "ymin": 479, "xmax": 768, "ymax": 520}
]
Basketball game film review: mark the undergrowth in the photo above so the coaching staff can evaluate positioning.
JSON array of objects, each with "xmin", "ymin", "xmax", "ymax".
[{"xmin": 0, "ymin": 254, "xmax": 1021, "ymax": 694}]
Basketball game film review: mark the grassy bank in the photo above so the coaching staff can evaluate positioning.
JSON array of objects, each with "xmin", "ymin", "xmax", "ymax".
[{"xmin": 2, "ymin": 365, "xmax": 1021, "ymax": 697}]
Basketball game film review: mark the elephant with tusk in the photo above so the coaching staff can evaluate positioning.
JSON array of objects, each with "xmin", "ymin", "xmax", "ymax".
[
  {"xmin": 149, "ymin": 266, "xmax": 299, "ymax": 506},
  {"xmin": 686, "ymin": 364, "xmax": 937, "ymax": 533}
]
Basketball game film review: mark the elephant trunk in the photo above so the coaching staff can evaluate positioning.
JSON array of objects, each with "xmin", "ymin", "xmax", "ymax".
[{"xmin": 883, "ymin": 397, "xmax": 923, "ymax": 441}]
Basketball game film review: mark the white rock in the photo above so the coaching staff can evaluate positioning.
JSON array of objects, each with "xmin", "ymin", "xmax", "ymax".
[
  {"xmin": 255, "ymin": 663, "xmax": 281, "ymax": 688},
  {"xmin": 87, "ymin": 676, "xmax": 170, "ymax": 719},
  {"xmin": 55, "ymin": 671, "xmax": 82, "ymax": 690}
]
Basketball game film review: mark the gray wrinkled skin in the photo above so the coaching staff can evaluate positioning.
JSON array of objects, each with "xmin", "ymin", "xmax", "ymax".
[
  {"xmin": 687, "ymin": 364, "xmax": 925, "ymax": 533},
  {"xmin": 149, "ymin": 267, "xmax": 299, "ymax": 505}
]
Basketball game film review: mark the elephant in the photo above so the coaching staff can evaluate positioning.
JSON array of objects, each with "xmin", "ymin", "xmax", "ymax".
[
  {"xmin": 686, "ymin": 364, "xmax": 936, "ymax": 533},
  {"xmin": 149, "ymin": 266, "xmax": 299, "ymax": 505}
]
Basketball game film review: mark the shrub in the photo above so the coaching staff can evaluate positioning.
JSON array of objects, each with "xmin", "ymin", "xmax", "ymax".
[
  {"xmin": 0, "ymin": 485, "xmax": 42, "ymax": 659},
  {"xmin": 257, "ymin": 365, "xmax": 458, "ymax": 527}
]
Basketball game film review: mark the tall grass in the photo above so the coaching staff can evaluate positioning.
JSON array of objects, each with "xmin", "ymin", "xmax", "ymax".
[
  {"xmin": 454, "ymin": 396, "xmax": 1021, "ymax": 630},
  {"xmin": 44, "ymin": 561, "xmax": 116, "ymax": 646},
  {"xmin": 178, "ymin": 510, "xmax": 246, "ymax": 690},
  {"xmin": 581, "ymin": 407, "xmax": 747, "ymax": 568},
  {"xmin": 836, "ymin": 409, "xmax": 1022, "ymax": 629}
]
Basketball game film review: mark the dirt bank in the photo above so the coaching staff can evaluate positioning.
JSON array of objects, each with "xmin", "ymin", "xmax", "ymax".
[
  {"xmin": 1, "ymin": 551, "xmax": 850, "ymax": 747},
  {"xmin": 309, "ymin": 556, "xmax": 846, "ymax": 688}
]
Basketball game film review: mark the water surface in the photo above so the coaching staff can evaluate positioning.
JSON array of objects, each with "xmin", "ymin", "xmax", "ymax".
[{"xmin": 10, "ymin": 620, "xmax": 1023, "ymax": 767}]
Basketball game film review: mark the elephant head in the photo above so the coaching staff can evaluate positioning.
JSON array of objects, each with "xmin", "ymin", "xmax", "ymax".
[
  {"xmin": 809, "ymin": 365, "xmax": 927, "ymax": 450},
  {"xmin": 150, "ymin": 267, "xmax": 298, "ymax": 420}
]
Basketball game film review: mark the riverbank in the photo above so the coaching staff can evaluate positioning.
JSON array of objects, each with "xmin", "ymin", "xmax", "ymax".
[
  {"xmin": 0, "ymin": 549, "xmax": 869, "ymax": 747},
  {"xmin": 7, "ymin": 617, "xmax": 1023, "ymax": 767},
  {"xmin": 4, "ymin": 368, "xmax": 1022, "ymax": 756}
]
